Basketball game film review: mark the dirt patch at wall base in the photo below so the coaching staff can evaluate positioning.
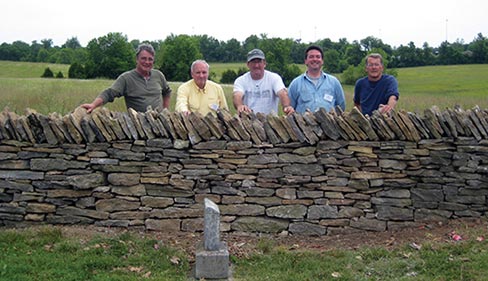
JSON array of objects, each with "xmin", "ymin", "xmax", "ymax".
[{"xmin": 23, "ymin": 217, "xmax": 486, "ymax": 260}]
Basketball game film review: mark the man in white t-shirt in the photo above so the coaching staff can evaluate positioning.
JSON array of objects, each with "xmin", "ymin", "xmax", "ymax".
[{"xmin": 233, "ymin": 49, "xmax": 294, "ymax": 115}]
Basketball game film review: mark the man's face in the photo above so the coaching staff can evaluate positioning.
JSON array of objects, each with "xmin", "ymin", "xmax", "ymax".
[
  {"xmin": 366, "ymin": 57, "xmax": 384, "ymax": 80},
  {"xmin": 305, "ymin": 50, "xmax": 323, "ymax": 70},
  {"xmin": 192, "ymin": 62, "xmax": 209, "ymax": 89},
  {"xmin": 136, "ymin": 50, "xmax": 154, "ymax": 75},
  {"xmin": 247, "ymin": 58, "xmax": 266, "ymax": 77}
]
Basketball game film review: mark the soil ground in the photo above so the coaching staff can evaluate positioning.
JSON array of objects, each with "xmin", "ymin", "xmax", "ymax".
[{"xmin": 50, "ymin": 217, "xmax": 488, "ymax": 260}]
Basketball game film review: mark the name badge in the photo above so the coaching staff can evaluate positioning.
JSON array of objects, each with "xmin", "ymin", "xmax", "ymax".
[{"xmin": 324, "ymin": 94, "xmax": 333, "ymax": 102}]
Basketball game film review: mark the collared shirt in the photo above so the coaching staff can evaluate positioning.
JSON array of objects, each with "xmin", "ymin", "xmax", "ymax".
[
  {"xmin": 354, "ymin": 74, "xmax": 399, "ymax": 116},
  {"xmin": 98, "ymin": 69, "xmax": 172, "ymax": 112},
  {"xmin": 176, "ymin": 79, "xmax": 228, "ymax": 116},
  {"xmin": 233, "ymin": 70, "xmax": 286, "ymax": 115},
  {"xmin": 288, "ymin": 72, "xmax": 346, "ymax": 114}
]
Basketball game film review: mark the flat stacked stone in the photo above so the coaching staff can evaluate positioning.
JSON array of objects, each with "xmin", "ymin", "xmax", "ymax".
[
  {"xmin": 1, "ymin": 105, "xmax": 488, "ymax": 145},
  {"xmin": 181, "ymin": 113, "xmax": 202, "ymax": 145},
  {"xmin": 202, "ymin": 113, "xmax": 225, "ymax": 139},
  {"xmin": 217, "ymin": 109, "xmax": 241, "ymax": 140},
  {"xmin": 314, "ymin": 108, "xmax": 341, "ymax": 140}
]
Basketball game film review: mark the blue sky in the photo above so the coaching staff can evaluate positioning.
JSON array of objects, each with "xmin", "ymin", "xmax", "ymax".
[{"xmin": 1, "ymin": 0, "xmax": 486, "ymax": 48}]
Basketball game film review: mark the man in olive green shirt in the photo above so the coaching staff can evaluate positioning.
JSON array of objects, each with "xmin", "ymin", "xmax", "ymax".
[
  {"xmin": 81, "ymin": 43, "xmax": 172, "ymax": 113},
  {"xmin": 175, "ymin": 60, "xmax": 228, "ymax": 116}
]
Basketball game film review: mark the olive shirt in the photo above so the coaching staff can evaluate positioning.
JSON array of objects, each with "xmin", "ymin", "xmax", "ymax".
[
  {"xmin": 98, "ymin": 69, "xmax": 172, "ymax": 112},
  {"xmin": 175, "ymin": 79, "xmax": 228, "ymax": 116}
]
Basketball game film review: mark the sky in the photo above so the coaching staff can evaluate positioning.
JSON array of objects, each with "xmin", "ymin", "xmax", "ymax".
[{"xmin": 1, "ymin": 0, "xmax": 487, "ymax": 49}]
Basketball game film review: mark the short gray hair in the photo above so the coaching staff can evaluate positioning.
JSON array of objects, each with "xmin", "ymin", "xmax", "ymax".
[
  {"xmin": 366, "ymin": 53, "xmax": 383, "ymax": 65},
  {"xmin": 136, "ymin": 43, "xmax": 155, "ymax": 57},
  {"xmin": 191, "ymin": 59, "xmax": 209, "ymax": 72}
]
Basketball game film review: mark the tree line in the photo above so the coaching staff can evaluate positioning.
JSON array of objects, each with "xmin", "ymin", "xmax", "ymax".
[{"xmin": 1, "ymin": 32, "xmax": 487, "ymax": 85}]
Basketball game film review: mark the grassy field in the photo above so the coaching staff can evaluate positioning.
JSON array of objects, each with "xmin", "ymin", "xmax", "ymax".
[
  {"xmin": 0, "ymin": 60, "xmax": 487, "ymax": 115},
  {"xmin": 1, "ymin": 223, "xmax": 487, "ymax": 280}
]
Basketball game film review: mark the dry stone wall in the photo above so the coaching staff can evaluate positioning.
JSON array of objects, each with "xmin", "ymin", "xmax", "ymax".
[{"xmin": 0, "ymin": 105, "xmax": 487, "ymax": 235}]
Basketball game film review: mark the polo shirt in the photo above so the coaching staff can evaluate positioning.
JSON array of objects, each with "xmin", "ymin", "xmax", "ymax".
[{"xmin": 176, "ymin": 79, "xmax": 228, "ymax": 116}]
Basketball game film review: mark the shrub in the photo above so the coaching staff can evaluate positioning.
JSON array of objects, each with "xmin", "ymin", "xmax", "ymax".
[
  {"xmin": 41, "ymin": 67, "xmax": 54, "ymax": 78},
  {"xmin": 55, "ymin": 71, "xmax": 64, "ymax": 78},
  {"xmin": 220, "ymin": 67, "xmax": 248, "ymax": 84},
  {"xmin": 220, "ymin": 69, "xmax": 238, "ymax": 84},
  {"xmin": 68, "ymin": 62, "xmax": 86, "ymax": 79}
]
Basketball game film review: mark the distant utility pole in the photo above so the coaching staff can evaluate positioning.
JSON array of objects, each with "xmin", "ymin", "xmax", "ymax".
[{"xmin": 445, "ymin": 19, "xmax": 448, "ymax": 42}]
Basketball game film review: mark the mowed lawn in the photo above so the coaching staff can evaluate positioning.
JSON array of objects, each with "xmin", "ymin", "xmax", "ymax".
[{"xmin": 0, "ymin": 60, "xmax": 487, "ymax": 115}]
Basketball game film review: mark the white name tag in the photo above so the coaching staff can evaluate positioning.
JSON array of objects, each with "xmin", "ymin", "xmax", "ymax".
[{"xmin": 324, "ymin": 94, "xmax": 333, "ymax": 102}]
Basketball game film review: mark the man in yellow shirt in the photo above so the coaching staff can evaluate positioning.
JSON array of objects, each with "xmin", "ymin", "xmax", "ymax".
[{"xmin": 176, "ymin": 60, "xmax": 228, "ymax": 116}]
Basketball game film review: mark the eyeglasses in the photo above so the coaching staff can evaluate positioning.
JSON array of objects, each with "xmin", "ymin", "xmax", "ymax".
[
  {"xmin": 139, "ymin": 57, "xmax": 154, "ymax": 62},
  {"xmin": 367, "ymin": 63, "xmax": 382, "ymax": 67}
]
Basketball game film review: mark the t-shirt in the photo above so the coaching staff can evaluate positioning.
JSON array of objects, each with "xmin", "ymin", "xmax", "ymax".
[
  {"xmin": 233, "ymin": 70, "xmax": 286, "ymax": 115},
  {"xmin": 354, "ymin": 74, "xmax": 399, "ymax": 116}
]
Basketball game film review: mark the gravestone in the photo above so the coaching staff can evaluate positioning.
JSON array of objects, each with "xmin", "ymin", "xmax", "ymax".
[{"xmin": 194, "ymin": 198, "xmax": 230, "ymax": 279}]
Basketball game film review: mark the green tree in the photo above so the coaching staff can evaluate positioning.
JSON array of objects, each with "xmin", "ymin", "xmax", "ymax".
[
  {"xmin": 84, "ymin": 32, "xmax": 134, "ymax": 79},
  {"xmin": 55, "ymin": 71, "xmax": 64, "ymax": 78},
  {"xmin": 68, "ymin": 62, "xmax": 86, "ymax": 79},
  {"xmin": 258, "ymin": 37, "xmax": 301, "ymax": 86},
  {"xmin": 344, "ymin": 41, "xmax": 365, "ymax": 66},
  {"xmin": 54, "ymin": 48, "xmax": 75, "ymax": 64},
  {"xmin": 63, "ymin": 37, "xmax": 82, "ymax": 49},
  {"xmin": 2, "ymin": 41, "xmax": 31, "ymax": 61},
  {"xmin": 36, "ymin": 48, "xmax": 50, "ymax": 62},
  {"xmin": 41, "ymin": 39, "xmax": 53, "ymax": 49},
  {"xmin": 159, "ymin": 34, "xmax": 202, "ymax": 82},
  {"xmin": 220, "ymin": 38, "xmax": 243, "ymax": 62},
  {"xmin": 420, "ymin": 42, "xmax": 436, "ymax": 66},
  {"xmin": 323, "ymin": 49, "xmax": 342, "ymax": 73},
  {"xmin": 392, "ymin": 42, "xmax": 424, "ymax": 67},
  {"xmin": 468, "ymin": 33, "xmax": 488, "ymax": 63},
  {"xmin": 197, "ymin": 35, "xmax": 222, "ymax": 62},
  {"xmin": 243, "ymin": 35, "xmax": 261, "ymax": 57},
  {"xmin": 437, "ymin": 40, "xmax": 466, "ymax": 65}
]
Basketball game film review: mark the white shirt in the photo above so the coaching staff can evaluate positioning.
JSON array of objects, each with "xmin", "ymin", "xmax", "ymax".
[{"xmin": 233, "ymin": 70, "xmax": 286, "ymax": 115}]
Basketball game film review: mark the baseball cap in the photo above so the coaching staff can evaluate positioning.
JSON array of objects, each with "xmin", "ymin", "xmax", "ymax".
[{"xmin": 247, "ymin": 49, "xmax": 265, "ymax": 62}]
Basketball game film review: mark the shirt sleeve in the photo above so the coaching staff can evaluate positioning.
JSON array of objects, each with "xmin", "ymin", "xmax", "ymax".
[
  {"xmin": 97, "ymin": 76, "xmax": 126, "ymax": 103},
  {"xmin": 175, "ymin": 84, "xmax": 190, "ymax": 112},
  {"xmin": 385, "ymin": 76, "xmax": 399, "ymax": 100}
]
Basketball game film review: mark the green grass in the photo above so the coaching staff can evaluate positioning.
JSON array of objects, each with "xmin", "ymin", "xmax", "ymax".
[
  {"xmin": 0, "ymin": 227, "xmax": 190, "ymax": 281},
  {"xmin": 393, "ymin": 64, "xmax": 488, "ymax": 114},
  {"xmin": 1, "ymin": 61, "xmax": 487, "ymax": 115},
  {"xmin": 1, "ymin": 225, "xmax": 487, "ymax": 280},
  {"xmin": 0, "ymin": 61, "xmax": 69, "ymax": 79},
  {"xmin": 209, "ymin": 62, "xmax": 247, "ymax": 82},
  {"xmin": 233, "ymin": 237, "xmax": 488, "ymax": 280}
]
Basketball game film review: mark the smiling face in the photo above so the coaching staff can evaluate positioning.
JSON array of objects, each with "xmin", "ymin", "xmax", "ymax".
[
  {"xmin": 365, "ymin": 56, "xmax": 384, "ymax": 81},
  {"xmin": 305, "ymin": 49, "xmax": 323, "ymax": 73},
  {"xmin": 136, "ymin": 50, "xmax": 154, "ymax": 77}
]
